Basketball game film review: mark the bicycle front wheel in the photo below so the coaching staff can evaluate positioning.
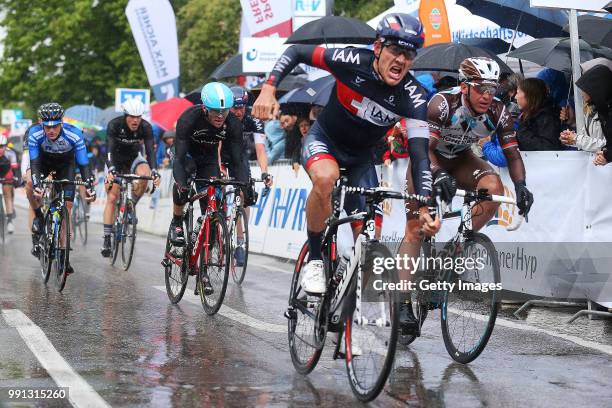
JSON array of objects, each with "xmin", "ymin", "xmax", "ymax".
[
  {"xmin": 230, "ymin": 207, "xmax": 249, "ymax": 285},
  {"xmin": 440, "ymin": 232, "xmax": 500, "ymax": 363},
  {"xmin": 198, "ymin": 212, "xmax": 230, "ymax": 315},
  {"xmin": 53, "ymin": 206, "xmax": 70, "ymax": 292},
  {"xmin": 40, "ymin": 212, "xmax": 53, "ymax": 283},
  {"xmin": 164, "ymin": 223, "xmax": 188, "ymax": 304},
  {"xmin": 121, "ymin": 200, "xmax": 137, "ymax": 271},
  {"xmin": 345, "ymin": 242, "xmax": 399, "ymax": 402},
  {"xmin": 110, "ymin": 205, "xmax": 121, "ymax": 266},
  {"xmin": 287, "ymin": 242, "xmax": 323, "ymax": 374}
]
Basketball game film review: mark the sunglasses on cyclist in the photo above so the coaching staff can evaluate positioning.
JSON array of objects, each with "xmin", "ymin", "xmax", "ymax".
[
  {"xmin": 384, "ymin": 43, "xmax": 418, "ymax": 60},
  {"xmin": 207, "ymin": 108, "xmax": 230, "ymax": 118},
  {"xmin": 466, "ymin": 82, "xmax": 498, "ymax": 95}
]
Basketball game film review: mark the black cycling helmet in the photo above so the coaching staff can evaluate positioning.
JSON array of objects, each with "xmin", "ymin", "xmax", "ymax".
[
  {"xmin": 230, "ymin": 86, "xmax": 249, "ymax": 108},
  {"xmin": 38, "ymin": 102, "xmax": 64, "ymax": 126},
  {"xmin": 376, "ymin": 13, "xmax": 425, "ymax": 50}
]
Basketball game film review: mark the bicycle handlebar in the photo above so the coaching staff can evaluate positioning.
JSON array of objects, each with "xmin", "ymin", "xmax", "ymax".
[
  {"xmin": 42, "ymin": 179, "xmax": 88, "ymax": 186},
  {"xmin": 342, "ymin": 185, "xmax": 431, "ymax": 205},
  {"xmin": 115, "ymin": 173, "xmax": 154, "ymax": 181}
]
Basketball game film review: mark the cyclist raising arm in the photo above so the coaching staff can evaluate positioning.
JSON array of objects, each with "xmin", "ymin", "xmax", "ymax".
[{"xmin": 252, "ymin": 14, "xmax": 440, "ymax": 300}]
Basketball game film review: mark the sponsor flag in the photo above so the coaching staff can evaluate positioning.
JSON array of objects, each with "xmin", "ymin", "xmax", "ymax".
[
  {"xmin": 418, "ymin": 0, "xmax": 451, "ymax": 47},
  {"xmin": 126, "ymin": 0, "xmax": 180, "ymax": 101},
  {"xmin": 240, "ymin": 0, "xmax": 293, "ymax": 37}
]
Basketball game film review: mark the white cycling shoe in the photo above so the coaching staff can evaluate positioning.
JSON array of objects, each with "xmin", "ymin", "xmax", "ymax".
[
  {"xmin": 301, "ymin": 260, "xmax": 326, "ymax": 294},
  {"xmin": 7, "ymin": 221, "xmax": 14, "ymax": 234}
]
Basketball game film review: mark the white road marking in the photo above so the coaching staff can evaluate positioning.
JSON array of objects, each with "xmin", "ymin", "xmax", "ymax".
[
  {"xmin": 248, "ymin": 260, "xmax": 292, "ymax": 275},
  {"xmin": 152, "ymin": 286, "xmax": 286, "ymax": 333},
  {"xmin": 1, "ymin": 309, "xmax": 111, "ymax": 408},
  {"xmin": 446, "ymin": 307, "xmax": 612, "ymax": 356}
]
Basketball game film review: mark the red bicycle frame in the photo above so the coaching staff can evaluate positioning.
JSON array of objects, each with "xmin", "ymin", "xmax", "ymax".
[{"xmin": 187, "ymin": 184, "xmax": 220, "ymax": 273}]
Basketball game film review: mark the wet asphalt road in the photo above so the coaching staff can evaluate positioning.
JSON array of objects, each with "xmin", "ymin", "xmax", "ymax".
[{"xmin": 0, "ymin": 219, "xmax": 611, "ymax": 408}]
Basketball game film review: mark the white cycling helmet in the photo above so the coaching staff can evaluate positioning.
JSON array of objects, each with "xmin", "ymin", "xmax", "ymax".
[
  {"xmin": 0, "ymin": 134, "xmax": 7, "ymax": 145},
  {"xmin": 122, "ymin": 98, "xmax": 146, "ymax": 116},
  {"xmin": 459, "ymin": 57, "xmax": 500, "ymax": 86}
]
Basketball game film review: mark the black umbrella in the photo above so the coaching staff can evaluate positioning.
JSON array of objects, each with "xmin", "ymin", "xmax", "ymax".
[
  {"xmin": 507, "ymin": 37, "xmax": 595, "ymax": 73},
  {"xmin": 458, "ymin": 37, "xmax": 515, "ymax": 55},
  {"xmin": 279, "ymin": 75, "xmax": 335, "ymax": 106},
  {"xmin": 209, "ymin": 54, "xmax": 250, "ymax": 80},
  {"xmin": 563, "ymin": 15, "xmax": 612, "ymax": 49},
  {"xmin": 457, "ymin": 0, "xmax": 568, "ymax": 38},
  {"xmin": 286, "ymin": 16, "xmax": 376, "ymax": 45},
  {"xmin": 411, "ymin": 43, "xmax": 513, "ymax": 73}
]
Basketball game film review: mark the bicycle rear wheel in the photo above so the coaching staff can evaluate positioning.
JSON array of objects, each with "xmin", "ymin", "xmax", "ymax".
[
  {"xmin": 440, "ymin": 232, "xmax": 500, "ymax": 363},
  {"xmin": 230, "ymin": 207, "xmax": 249, "ymax": 285},
  {"xmin": 287, "ymin": 242, "xmax": 323, "ymax": 374},
  {"xmin": 345, "ymin": 242, "xmax": 399, "ymax": 402},
  {"xmin": 53, "ymin": 206, "xmax": 70, "ymax": 292},
  {"xmin": 198, "ymin": 212, "xmax": 230, "ymax": 315},
  {"xmin": 121, "ymin": 200, "xmax": 137, "ymax": 271},
  {"xmin": 164, "ymin": 223, "xmax": 188, "ymax": 304},
  {"xmin": 40, "ymin": 212, "xmax": 53, "ymax": 283}
]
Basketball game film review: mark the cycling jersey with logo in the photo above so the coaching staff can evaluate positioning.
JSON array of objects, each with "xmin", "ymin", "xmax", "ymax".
[
  {"xmin": 267, "ymin": 45, "xmax": 432, "ymax": 196},
  {"xmin": 427, "ymin": 88, "xmax": 518, "ymax": 159},
  {"xmin": 174, "ymin": 105, "xmax": 246, "ymax": 187},
  {"xmin": 28, "ymin": 123, "xmax": 92, "ymax": 184},
  {"xmin": 106, "ymin": 116, "xmax": 156, "ymax": 169}
]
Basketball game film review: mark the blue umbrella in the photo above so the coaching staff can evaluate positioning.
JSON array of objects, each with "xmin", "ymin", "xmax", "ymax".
[
  {"xmin": 97, "ymin": 106, "xmax": 122, "ymax": 128},
  {"xmin": 279, "ymin": 75, "xmax": 335, "ymax": 106},
  {"xmin": 65, "ymin": 104, "xmax": 103, "ymax": 126},
  {"xmin": 457, "ymin": 0, "xmax": 568, "ymax": 38}
]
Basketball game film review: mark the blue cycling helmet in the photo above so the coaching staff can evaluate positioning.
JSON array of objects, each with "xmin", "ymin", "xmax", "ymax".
[
  {"xmin": 376, "ymin": 13, "xmax": 425, "ymax": 50},
  {"xmin": 230, "ymin": 86, "xmax": 249, "ymax": 107},
  {"xmin": 201, "ymin": 82, "xmax": 234, "ymax": 110}
]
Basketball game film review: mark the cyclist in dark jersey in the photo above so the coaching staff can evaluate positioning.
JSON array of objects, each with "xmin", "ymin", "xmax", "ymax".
[
  {"xmin": 253, "ymin": 13, "xmax": 440, "ymax": 300},
  {"xmin": 0, "ymin": 134, "xmax": 20, "ymax": 234},
  {"xmin": 169, "ymin": 82, "xmax": 247, "ymax": 241},
  {"xmin": 101, "ymin": 98, "xmax": 160, "ymax": 257},
  {"xmin": 415, "ymin": 57, "xmax": 533, "ymax": 232}
]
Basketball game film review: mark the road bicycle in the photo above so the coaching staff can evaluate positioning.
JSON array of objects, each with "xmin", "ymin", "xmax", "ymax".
[
  {"xmin": 162, "ymin": 177, "xmax": 235, "ymax": 315},
  {"xmin": 109, "ymin": 173, "xmax": 154, "ymax": 271},
  {"xmin": 38, "ymin": 178, "xmax": 88, "ymax": 292},
  {"xmin": 285, "ymin": 172, "xmax": 429, "ymax": 402},
  {"xmin": 400, "ymin": 188, "xmax": 521, "ymax": 364}
]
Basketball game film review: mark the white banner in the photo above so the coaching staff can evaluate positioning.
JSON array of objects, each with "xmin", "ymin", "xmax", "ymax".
[
  {"xmin": 242, "ymin": 37, "xmax": 290, "ymax": 73},
  {"xmin": 293, "ymin": 0, "xmax": 328, "ymax": 17},
  {"xmin": 126, "ymin": 0, "xmax": 180, "ymax": 101},
  {"xmin": 531, "ymin": 0, "xmax": 608, "ymax": 12},
  {"xmin": 114, "ymin": 88, "xmax": 151, "ymax": 114},
  {"xmin": 240, "ymin": 0, "xmax": 293, "ymax": 37}
]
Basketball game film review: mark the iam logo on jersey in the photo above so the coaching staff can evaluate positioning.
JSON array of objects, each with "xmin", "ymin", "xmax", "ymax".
[{"xmin": 486, "ymin": 185, "xmax": 517, "ymax": 228}]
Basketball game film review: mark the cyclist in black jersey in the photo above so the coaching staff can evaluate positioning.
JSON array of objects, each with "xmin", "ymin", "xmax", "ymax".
[
  {"xmin": 101, "ymin": 98, "xmax": 160, "ymax": 257},
  {"xmin": 253, "ymin": 14, "xmax": 440, "ymax": 305},
  {"xmin": 168, "ymin": 82, "xmax": 247, "ymax": 262}
]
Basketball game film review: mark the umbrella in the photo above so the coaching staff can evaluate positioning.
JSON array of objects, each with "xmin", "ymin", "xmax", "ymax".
[
  {"xmin": 286, "ymin": 16, "xmax": 376, "ymax": 45},
  {"xmin": 150, "ymin": 97, "xmax": 193, "ymax": 130},
  {"xmin": 563, "ymin": 15, "xmax": 612, "ymax": 49},
  {"xmin": 411, "ymin": 43, "xmax": 513, "ymax": 73},
  {"xmin": 456, "ymin": 0, "xmax": 568, "ymax": 38},
  {"xmin": 97, "ymin": 107, "xmax": 123, "ymax": 128},
  {"xmin": 65, "ymin": 104, "xmax": 103, "ymax": 126},
  {"xmin": 279, "ymin": 75, "xmax": 335, "ymax": 106},
  {"xmin": 209, "ymin": 53, "xmax": 306, "ymax": 80},
  {"xmin": 507, "ymin": 37, "xmax": 595, "ymax": 73},
  {"xmin": 457, "ymin": 37, "xmax": 515, "ymax": 55}
]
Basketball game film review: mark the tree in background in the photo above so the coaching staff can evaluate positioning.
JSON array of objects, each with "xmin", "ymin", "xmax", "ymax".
[
  {"xmin": 0, "ymin": 0, "xmax": 147, "ymax": 112},
  {"xmin": 335, "ymin": 0, "xmax": 393, "ymax": 21}
]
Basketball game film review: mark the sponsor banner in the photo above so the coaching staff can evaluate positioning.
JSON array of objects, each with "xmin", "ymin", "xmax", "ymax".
[
  {"xmin": 11, "ymin": 119, "xmax": 32, "ymax": 137},
  {"xmin": 1, "ymin": 109, "xmax": 23, "ymax": 126},
  {"xmin": 242, "ymin": 37, "xmax": 290, "ymax": 73},
  {"xmin": 115, "ymin": 88, "xmax": 151, "ymax": 114},
  {"xmin": 531, "ymin": 0, "xmax": 608, "ymax": 12},
  {"xmin": 126, "ymin": 0, "xmax": 180, "ymax": 101},
  {"xmin": 240, "ymin": 0, "xmax": 293, "ymax": 37},
  {"xmin": 293, "ymin": 0, "xmax": 328, "ymax": 17},
  {"xmin": 293, "ymin": 15, "xmax": 320, "ymax": 31},
  {"xmin": 418, "ymin": 0, "xmax": 452, "ymax": 46}
]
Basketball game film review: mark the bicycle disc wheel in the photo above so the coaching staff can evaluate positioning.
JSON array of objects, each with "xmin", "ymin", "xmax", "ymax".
[
  {"xmin": 198, "ymin": 212, "xmax": 230, "ymax": 315},
  {"xmin": 121, "ymin": 200, "xmax": 137, "ymax": 271},
  {"xmin": 231, "ymin": 207, "xmax": 249, "ymax": 285},
  {"xmin": 440, "ymin": 232, "xmax": 500, "ymax": 364},
  {"xmin": 164, "ymin": 224, "xmax": 188, "ymax": 304},
  {"xmin": 345, "ymin": 242, "xmax": 399, "ymax": 402},
  {"xmin": 53, "ymin": 206, "xmax": 70, "ymax": 292},
  {"xmin": 287, "ymin": 242, "xmax": 323, "ymax": 374},
  {"xmin": 40, "ymin": 213, "xmax": 53, "ymax": 283}
]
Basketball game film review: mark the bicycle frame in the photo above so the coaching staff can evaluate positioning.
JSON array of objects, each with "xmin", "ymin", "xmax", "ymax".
[{"xmin": 187, "ymin": 183, "xmax": 220, "ymax": 272}]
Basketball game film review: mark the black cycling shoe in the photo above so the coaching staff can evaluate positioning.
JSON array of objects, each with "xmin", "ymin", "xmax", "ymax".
[
  {"xmin": 195, "ymin": 273, "xmax": 214, "ymax": 296},
  {"xmin": 66, "ymin": 264, "xmax": 74, "ymax": 275},
  {"xmin": 399, "ymin": 301, "xmax": 419, "ymax": 336},
  {"xmin": 101, "ymin": 235, "xmax": 112, "ymax": 258},
  {"xmin": 31, "ymin": 216, "xmax": 43, "ymax": 234},
  {"xmin": 31, "ymin": 234, "xmax": 40, "ymax": 258},
  {"xmin": 170, "ymin": 224, "xmax": 185, "ymax": 246}
]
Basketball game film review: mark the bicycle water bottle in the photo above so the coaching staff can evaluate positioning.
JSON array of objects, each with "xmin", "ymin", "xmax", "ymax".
[{"xmin": 191, "ymin": 216, "xmax": 203, "ymax": 243}]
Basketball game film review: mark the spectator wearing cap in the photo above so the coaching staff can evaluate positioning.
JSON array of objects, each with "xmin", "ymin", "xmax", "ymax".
[{"xmin": 157, "ymin": 130, "xmax": 175, "ymax": 169}]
